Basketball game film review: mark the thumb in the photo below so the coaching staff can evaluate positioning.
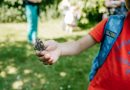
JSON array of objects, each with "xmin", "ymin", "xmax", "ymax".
[{"xmin": 44, "ymin": 40, "xmax": 58, "ymax": 51}]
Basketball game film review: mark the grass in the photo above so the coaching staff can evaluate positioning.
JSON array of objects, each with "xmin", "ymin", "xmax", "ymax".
[{"xmin": 0, "ymin": 19, "xmax": 99, "ymax": 90}]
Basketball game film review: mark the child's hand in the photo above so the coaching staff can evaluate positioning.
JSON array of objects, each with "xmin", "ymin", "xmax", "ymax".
[{"xmin": 36, "ymin": 40, "xmax": 61, "ymax": 65}]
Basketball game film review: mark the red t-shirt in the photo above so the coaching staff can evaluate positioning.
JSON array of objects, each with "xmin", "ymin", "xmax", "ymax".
[{"xmin": 88, "ymin": 12, "xmax": 130, "ymax": 90}]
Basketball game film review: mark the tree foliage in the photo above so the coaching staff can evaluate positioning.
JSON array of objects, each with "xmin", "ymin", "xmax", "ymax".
[
  {"xmin": 0, "ymin": 0, "xmax": 24, "ymax": 22},
  {"xmin": 0, "ymin": 0, "xmax": 105, "ymax": 23}
]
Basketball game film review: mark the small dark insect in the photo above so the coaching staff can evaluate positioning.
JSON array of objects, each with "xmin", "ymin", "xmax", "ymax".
[{"xmin": 34, "ymin": 38, "xmax": 45, "ymax": 51}]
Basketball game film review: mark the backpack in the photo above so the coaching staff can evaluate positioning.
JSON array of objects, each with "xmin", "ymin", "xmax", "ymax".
[{"xmin": 89, "ymin": 15, "xmax": 126, "ymax": 81}]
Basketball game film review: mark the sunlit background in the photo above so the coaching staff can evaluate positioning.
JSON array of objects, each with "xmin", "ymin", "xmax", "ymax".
[{"xmin": 0, "ymin": 0, "xmax": 105, "ymax": 90}]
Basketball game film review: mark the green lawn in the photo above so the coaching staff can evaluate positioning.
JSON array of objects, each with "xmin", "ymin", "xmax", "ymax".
[{"xmin": 0, "ymin": 19, "xmax": 99, "ymax": 90}]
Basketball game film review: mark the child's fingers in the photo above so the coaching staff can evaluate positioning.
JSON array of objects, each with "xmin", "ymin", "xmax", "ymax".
[
  {"xmin": 40, "ymin": 55, "xmax": 54, "ymax": 65},
  {"xmin": 39, "ymin": 56, "xmax": 48, "ymax": 63},
  {"xmin": 45, "ymin": 46, "xmax": 52, "ymax": 51},
  {"xmin": 39, "ymin": 53, "xmax": 52, "ymax": 63},
  {"xmin": 36, "ymin": 50, "xmax": 55, "ymax": 65},
  {"xmin": 44, "ymin": 41, "xmax": 50, "ymax": 48},
  {"xmin": 36, "ymin": 51, "xmax": 41, "ymax": 56},
  {"xmin": 44, "ymin": 40, "xmax": 57, "ymax": 51},
  {"xmin": 36, "ymin": 50, "xmax": 46, "ymax": 56},
  {"xmin": 40, "ymin": 57, "xmax": 53, "ymax": 65},
  {"xmin": 45, "ymin": 57, "xmax": 54, "ymax": 65},
  {"xmin": 47, "ymin": 57, "xmax": 54, "ymax": 65},
  {"xmin": 44, "ymin": 53, "xmax": 51, "ymax": 60},
  {"xmin": 44, "ymin": 41, "xmax": 52, "ymax": 51}
]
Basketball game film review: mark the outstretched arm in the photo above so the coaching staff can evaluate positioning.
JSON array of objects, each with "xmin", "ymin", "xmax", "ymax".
[
  {"xmin": 59, "ymin": 34, "xmax": 96, "ymax": 56},
  {"xmin": 36, "ymin": 34, "xmax": 96, "ymax": 65}
]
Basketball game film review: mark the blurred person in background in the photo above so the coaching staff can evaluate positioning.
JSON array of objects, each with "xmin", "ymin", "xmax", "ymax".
[
  {"xmin": 58, "ymin": 0, "xmax": 71, "ymax": 31},
  {"xmin": 23, "ymin": 0, "xmax": 42, "ymax": 44},
  {"xmin": 64, "ymin": 4, "xmax": 81, "ymax": 33},
  {"xmin": 103, "ymin": 0, "xmax": 127, "ymax": 18},
  {"xmin": 58, "ymin": 0, "xmax": 71, "ymax": 17},
  {"xmin": 59, "ymin": 0, "xmax": 82, "ymax": 33}
]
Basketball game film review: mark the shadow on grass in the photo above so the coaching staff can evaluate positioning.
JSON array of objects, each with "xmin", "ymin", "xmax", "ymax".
[{"xmin": 0, "ymin": 36, "xmax": 99, "ymax": 90}]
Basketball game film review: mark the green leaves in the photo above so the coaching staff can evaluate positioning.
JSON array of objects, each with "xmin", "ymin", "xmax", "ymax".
[
  {"xmin": 0, "ymin": 0, "xmax": 25, "ymax": 22},
  {"xmin": 0, "ymin": 0, "xmax": 105, "ymax": 23}
]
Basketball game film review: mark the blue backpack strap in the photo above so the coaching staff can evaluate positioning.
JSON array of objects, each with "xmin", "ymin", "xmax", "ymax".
[{"xmin": 89, "ymin": 15, "xmax": 126, "ymax": 81}]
